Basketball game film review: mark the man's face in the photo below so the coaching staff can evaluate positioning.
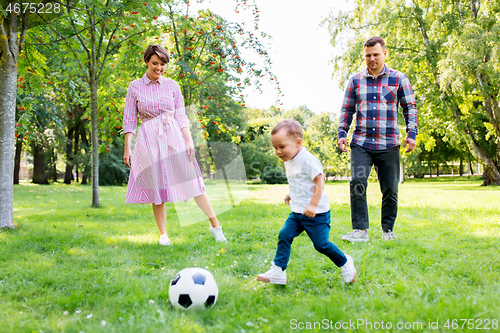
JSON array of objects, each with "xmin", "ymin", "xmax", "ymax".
[{"xmin": 364, "ymin": 43, "xmax": 387, "ymax": 74}]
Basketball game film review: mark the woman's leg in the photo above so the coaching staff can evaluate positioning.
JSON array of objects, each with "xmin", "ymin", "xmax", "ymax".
[
  {"xmin": 193, "ymin": 193, "xmax": 220, "ymax": 227},
  {"xmin": 152, "ymin": 203, "xmax": 167, "ymax": 234}
]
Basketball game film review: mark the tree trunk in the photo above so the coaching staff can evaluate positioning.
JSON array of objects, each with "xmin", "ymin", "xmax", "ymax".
[
  {"xmin": 436, "ymin": 163, "xmax": 440, "ymax": 177},
  {"xmin": 400, "ymin": 160, "xmax": 405, "ymax": 183},
  {"xmin": 459, "ymin": 158, "xmax": 463, "ymax": 176},
  {"xmin": 90, "ymin": 14, "xmax": 99, "ymax": 207},
  {"xmin": 51, "ymin": 149, "xmax": 58, "ymax": 182},
  {"xmin": 74, "ymin": 123, "xmax": 80, "ymax": 183},
  {"xmin": 14, "ymin": 137, "xmax": 22, "ymax": 184},
  {"xmin": 0, "ymin": 11, "xmax": 19, "ymax": 228},
  {"xmin": 32, "ymin": 144, "xmax": 48, "ymax": 184},
  {"xmin": 80, "ymin": 124, "xmax": 90, "ymax": 185},
  {"xmin": 64, "ymin": 124, "xmax": 75, "ymax": 184}
]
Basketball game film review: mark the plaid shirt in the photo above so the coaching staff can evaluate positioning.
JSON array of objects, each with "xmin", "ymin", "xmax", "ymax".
[{"xmin": 338, "ymin": 65, "xmax": 417, "ymax": 150}]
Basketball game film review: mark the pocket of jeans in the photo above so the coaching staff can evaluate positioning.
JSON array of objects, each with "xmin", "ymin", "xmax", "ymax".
[{"xmin": 381, "ymin": 85, "xmax": 397, "ymax": 103}]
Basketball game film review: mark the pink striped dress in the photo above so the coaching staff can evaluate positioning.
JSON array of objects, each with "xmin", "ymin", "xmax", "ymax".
[{"xmin": 123, "ymin": 73, "xmax": 205, "ymax": 205}]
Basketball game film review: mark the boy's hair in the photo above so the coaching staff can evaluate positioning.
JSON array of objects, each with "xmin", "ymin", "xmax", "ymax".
[
  {"xmin": 364, "ymin": 36, "xmax": 385, "ymax": 49},
  {"xmin": 271, "ymin": 118, "xmax": 303, "ymax": 139},
  {"xmin": 144, "ymin": 45, "xmax": 170, "ymax": 64}
]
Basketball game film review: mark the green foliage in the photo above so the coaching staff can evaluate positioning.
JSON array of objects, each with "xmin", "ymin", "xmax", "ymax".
[
  {"xmin": 99, "ymin": 137, "xmax": 129, "ymax": 186},
  {"xmin": 323, "ymin": 0, "xmax": 500, "ymax": 182},
  {"xmin": 303, "ymin": 111, "xmax": 349, "ymax": 179},
  {"xmin": 261, "ymin": 168, "xmax": 287, "ymax": 184},
  {"xmin": 240, "ymin": 135, "xmax": 280, "ymax": 180}
]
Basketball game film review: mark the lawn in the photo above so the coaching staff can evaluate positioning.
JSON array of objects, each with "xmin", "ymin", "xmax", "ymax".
[{"xmin": 1, "ymin": 176, "xmax": 499, "ymax": 332}]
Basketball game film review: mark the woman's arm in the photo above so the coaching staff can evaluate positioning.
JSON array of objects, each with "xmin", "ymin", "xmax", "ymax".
[
  {"xmin": 181, "ymin": 126, "xmax": 195, "ymax": 162},
  {"xmin": 123, "ymin": 132, "xmax": 134, "ymax": 167}
]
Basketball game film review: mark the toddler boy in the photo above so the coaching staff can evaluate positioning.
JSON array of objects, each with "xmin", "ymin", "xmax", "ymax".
[{"xmin": 257, "ymin": 119, "xmax": 356, "ymax": 285}]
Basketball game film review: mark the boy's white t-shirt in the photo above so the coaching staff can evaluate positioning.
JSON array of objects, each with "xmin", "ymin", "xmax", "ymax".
[{"xmin": 284, "ymin": 146, "xmax": 330, "ymax": 214}]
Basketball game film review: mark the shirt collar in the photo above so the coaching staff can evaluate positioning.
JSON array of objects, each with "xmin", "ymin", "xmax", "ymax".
[
  {"xmin": 291, "ymin": 146, "xmax": 305, "ymax": 162},
  {"xmin": 142, "ymin": 72, "xmax": 165, "ymax": 85},
  {"xmin": 362, "ymin": 64, "xmax": 389, "ymax": 78}
]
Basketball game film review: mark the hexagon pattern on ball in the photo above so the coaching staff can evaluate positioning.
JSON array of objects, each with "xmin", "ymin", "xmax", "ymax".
[{"xmin": 169, "ymin": 268, "xmax": 218, "ymax": 310}]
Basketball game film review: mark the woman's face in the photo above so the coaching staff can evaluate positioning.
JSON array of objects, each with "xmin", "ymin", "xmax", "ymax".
[{"xmin": 145, "ymin": 54, "xmax": 167, "ymax": 81}]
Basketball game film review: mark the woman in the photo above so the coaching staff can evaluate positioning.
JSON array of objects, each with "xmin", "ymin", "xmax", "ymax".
[{"xmin": 123, "ymin": 44, "xmax": 227, "ymax": 245}]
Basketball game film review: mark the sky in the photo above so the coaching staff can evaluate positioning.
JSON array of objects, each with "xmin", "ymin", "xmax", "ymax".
[{"xmin": 196, "ymin": 0, "xmax": 353, "ymax": 115}]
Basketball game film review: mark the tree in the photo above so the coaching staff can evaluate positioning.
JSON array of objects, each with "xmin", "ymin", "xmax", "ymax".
[
  {"xmin": 0, "ymin": 0, "xmax": 65, "ymax": 228},
  {"xmin": 324, "ymin": 0, "xmax": 500, "ymax": 185}
]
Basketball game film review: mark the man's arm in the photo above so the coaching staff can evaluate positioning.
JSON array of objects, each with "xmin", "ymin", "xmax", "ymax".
[
  {"xmin": 338, "ymin": 76, "xmax": 357, "ymax": 152},
  {"xmin": 398, "ymin": 73, "xmax": 418, "ymax": 152}
]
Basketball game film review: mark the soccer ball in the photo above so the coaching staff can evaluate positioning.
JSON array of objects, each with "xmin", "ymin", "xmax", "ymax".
[{"xmin": 168, "ymin": 267, "xmax": 218, "ymax": 310}]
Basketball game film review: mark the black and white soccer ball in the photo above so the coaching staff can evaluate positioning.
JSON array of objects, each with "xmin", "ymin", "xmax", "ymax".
[{"xmin": 169, "ymin": 267, "xmax": 218, "ymax": 310}]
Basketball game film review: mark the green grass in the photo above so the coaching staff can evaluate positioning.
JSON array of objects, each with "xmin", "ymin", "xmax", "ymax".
[{"xmin": 1, "ymin": 176, "xmax": 499, "ymax": 332}]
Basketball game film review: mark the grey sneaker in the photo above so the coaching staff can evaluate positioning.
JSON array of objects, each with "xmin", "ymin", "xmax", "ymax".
[
  {"xmin": 382, "ymin": 231, "xmax": 396, "ymax": 240},
  {"xmin": 342, "ymin": 229, "xmax": 369, "ymax": 242},
  {"xmin": 340, "ymin": 254, "xmax": 357, "ymax": 283}
]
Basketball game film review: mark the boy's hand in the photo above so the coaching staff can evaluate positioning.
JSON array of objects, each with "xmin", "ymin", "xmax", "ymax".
[
  {"xmin": 284, "ymin": 194, "xmax": 290, "ymax": 205},
  {"xmin": 303, "ymin": 204, "xmax": 317, "ymax": 218}
]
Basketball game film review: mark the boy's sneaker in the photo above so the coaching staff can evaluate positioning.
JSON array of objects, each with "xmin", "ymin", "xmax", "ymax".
[
  {"xmin": 209, "ymin": 225, "xmax": 227, "ymax": 242},
  {"xmin": 256, "ymin": 262, "xmax": 287, "ymax": 285},
  {"xmin": 340, "ymin": 254, "xmax": 357, "ymax": 284},
  {"xmin": 342, "ymin": 229, "xmax": 369, "ymax": 242},
  {"xmin": 159, "ymin": 234, "xmax": 171, "ymax": 246},
  {"xmin": 382, "ymin": 231, "xmax": 396, "ymax": 240}
]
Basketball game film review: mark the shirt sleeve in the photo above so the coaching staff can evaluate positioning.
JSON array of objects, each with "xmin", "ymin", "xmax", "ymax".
[
  {"xmin": 303, "ymin": 154, "xmax": 324, "ymax": 181},
  {"xmin": 338, "ymin": 75, "xmax": 357, "ymax": 139},
  {"xmin": 172, "ymin": 80, "xmax": 190, "ymax": 129},
  {"xmin": 398, "ymin": 73, "xmax": 418, "ymax": 140},
  {"xmin": 123, "ymin": 81, "xmax": 138, "ymax": 134}
]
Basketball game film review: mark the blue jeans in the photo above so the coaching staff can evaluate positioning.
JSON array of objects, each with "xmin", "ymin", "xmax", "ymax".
[{"xmin": 274, "ymin": 211, "xmax": 347, "ymax": 269}]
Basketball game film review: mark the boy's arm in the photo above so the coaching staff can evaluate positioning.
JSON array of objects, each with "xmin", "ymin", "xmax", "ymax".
[
  {"xmin": 303, "ymin": 173, "xmax": 324, "ymax": 218},
  {"xmin": 284, "ymin": 193, "xmax": 290, "ymax": 205}
]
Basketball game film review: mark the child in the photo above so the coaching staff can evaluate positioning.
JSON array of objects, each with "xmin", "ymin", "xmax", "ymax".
[{"xmin": 257, "ymin": 119, "xmax": 356, "ymax": 284}]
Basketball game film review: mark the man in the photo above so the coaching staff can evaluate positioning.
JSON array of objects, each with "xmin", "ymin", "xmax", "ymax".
[{"xmin": 338, "ymin": 36, "xmax": 417, "ymax": 242}]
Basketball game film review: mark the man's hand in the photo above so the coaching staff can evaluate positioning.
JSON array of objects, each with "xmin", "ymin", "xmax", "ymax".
[
  {"xmin": 404, "ymin": 137, "xmax": 416, "ymax": 153},
  {"xmin": 303, "ymin": 204, "xmax": 318, "ymax": 218},
  {"xmin": 284, "ymin": 194, "xmax": 291, "ymax": 205},
  {"xmin": 338, "ymin": 138, "xmax": 348, "ymax": 152}
]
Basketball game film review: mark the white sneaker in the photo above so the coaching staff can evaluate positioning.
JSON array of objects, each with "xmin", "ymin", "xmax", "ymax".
[
  {"xmin": 340, "ymin": 254, "xmax": 356, "ymax": 283},
  {"xmin": 159, "ymin": 234, "xmax": 171, "ymax": 246},
  {"xmin": 209, "ymin": 225, "xmax": 227, "ymax": 242},
  {"xmin": 256, "ymin": 262, "xmax": 286, "ymax": 285},
  {"xmin": 342, "ymin": 229, "xmax": 369, "ymax": 242}
]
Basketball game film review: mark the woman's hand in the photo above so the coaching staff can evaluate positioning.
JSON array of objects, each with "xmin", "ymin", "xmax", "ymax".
[
  {"xmin": 123, "ymin": 148, "xmax": 133, "ymax": 168},
  {"xmin": 186, "ymin": 141, "xmax": 195, "ymax": 162}
]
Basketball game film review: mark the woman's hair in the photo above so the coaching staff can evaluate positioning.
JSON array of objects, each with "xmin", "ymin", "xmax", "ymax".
[
  {"xmin": 144, "ymin": 45, "xmax": 170, "ymax": 63},
  {"xmin": 271, "ymin": 118, "xmax": 303, "ymax": 139}
]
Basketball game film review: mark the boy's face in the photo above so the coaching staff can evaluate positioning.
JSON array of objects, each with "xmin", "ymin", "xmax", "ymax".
[{"xmin": 271, "ymin": 130, "xmax": 302, "ymax": 162}]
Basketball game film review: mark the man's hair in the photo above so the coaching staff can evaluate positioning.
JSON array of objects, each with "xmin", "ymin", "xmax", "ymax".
[
  {"xmin": 364, "ymin": 36, "xmax": 385, "ymax": 49},
  {"xmin": 144, "ymin": 45, "xmax": 170, "ymax": 64},
  {"xmin": 271, "ymin": 118, "xmax": 303, "ymax": 139}
]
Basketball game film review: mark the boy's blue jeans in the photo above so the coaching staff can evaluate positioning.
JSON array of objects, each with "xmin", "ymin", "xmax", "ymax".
[{"xmin": 273, "ymin": 211, "xmax": 347, "ymax": 270}]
